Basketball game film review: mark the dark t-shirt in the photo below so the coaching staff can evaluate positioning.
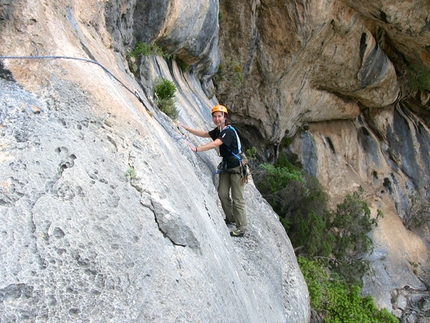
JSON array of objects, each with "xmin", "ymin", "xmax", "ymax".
[{"xmin": 209, "ymin": 126, "xmax": 240, "ymax": 168}]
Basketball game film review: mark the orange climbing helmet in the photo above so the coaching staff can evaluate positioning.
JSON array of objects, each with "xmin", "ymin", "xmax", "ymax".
[{"xmin": 211, "ymin": 104, "xmax": 228, "ymax": 115}]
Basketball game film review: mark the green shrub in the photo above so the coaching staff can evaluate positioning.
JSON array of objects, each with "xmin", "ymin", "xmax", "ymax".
[
  {"xmin": 126, "ymin": 42, "xmax": 174, "ymax": 76},
  {"xmin": 255, "ymin": 158, "xmax": 305, "ymax": 219},
  {"xmin": 246, "ymin": 146, "xmax": 257, "ymax": 161},
  {"xmin": 255, "ymin": 156, "xmax": 380, "ymax": 270},
  {"xmin": 297, "ymin": 256, "xmax": 327, "ymax": 311},
  {"xmin": 154, "ymin": 78, "xmax": 178, "ymax": 119},
  {"xmin": 407, "ymin": 64, "xmax": 430, "ymax": 92},
  {"xmin": 157, "ymin": 97, "xmax": 178, "ymax": 120},
  {"xmin": 330, "ymin": 188, "xmax": 373, "ymax": 257},
  {"xmin": 254, "ymin": 156, "xmax": 392, "ymax": 320},
  {"xmin": 219, "ymin": 10, "xmax": 224, "ymax": 23},
  {"xmin": 178, "ymin": 59, "xmax": 189, "ymax": 72},
  {"xmin": 280, "ymin": 136, "xmax": 293, "ymax": 148},
  {"xmin": 259, "ymin": 163, "xmax": 304, "ymax": 191},
  {"xmin": 154, "ymin": 78, "xmax": 176, "ymax": 100},
  {"xmin": 128, "ymin": 41, "xmax": 172, "ymax": 59},
  {"xmin": 293, "ymin": 210, "xmax": 335, "ymax": 258},
  {"xmin": 325, "ymin": 283, "xmax": 397, "ymax": 323},
  {"xmin": 298, "ymin": 256, "xmax": 397, "ymax": 323},
  {"xmin": 216, "ymin": 56, "xmax": 244, "ymax": 88},
  {"xmin": 255, "ymin": 155, "xmax": 332, "ymax": 257}
]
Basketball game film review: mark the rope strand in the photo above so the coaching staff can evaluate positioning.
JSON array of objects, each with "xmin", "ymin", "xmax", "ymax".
[
  {"xmin": 0, "ymin": 54, "xmax": 216, "ymax": 173},
  {"xmin": 0, "ymin": 55, "xmax": 150, "ymax": 112}
]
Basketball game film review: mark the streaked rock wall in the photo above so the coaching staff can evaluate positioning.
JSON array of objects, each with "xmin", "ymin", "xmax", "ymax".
[{"xmin": 0, "ymin": 0, "xmax": 310, "ymax": 322}]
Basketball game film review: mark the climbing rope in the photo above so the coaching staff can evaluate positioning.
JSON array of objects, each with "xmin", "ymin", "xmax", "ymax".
[
  {"xmin": 0, "ymin": 56, "xmax": 198, "ymax": 142},
  {"xmin": 0, "ymin": 54, "xmax": 216, "ymax": 173},
  {"xmin": 0, "ymin": 55, "xmax": 151, "ymax": 113}
]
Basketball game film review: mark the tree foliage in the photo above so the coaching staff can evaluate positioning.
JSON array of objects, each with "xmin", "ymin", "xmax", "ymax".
[
  {"xmin": 327, "ymin": 188, "xmax": 383, "ymax": 285},
  {"xmin": 253, "ymin": 154, "xmax": 393, "ymax": 320},
  {"xmin": 298, "ymin": 257, "xmax": 397, "ymax": 323},
  {"xmin": 255, "ymin": 155, "xmax": 333, "ymax": 258}
]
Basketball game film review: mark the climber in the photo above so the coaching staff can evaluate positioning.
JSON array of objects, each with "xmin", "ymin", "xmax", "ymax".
[{"xmin": 181, "ymin": 105, "xmax": 248, "ymax": 237}]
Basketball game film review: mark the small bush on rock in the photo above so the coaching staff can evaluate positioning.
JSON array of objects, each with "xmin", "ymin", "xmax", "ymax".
[
  {"xmin": 407, "ymin": 64, "xmax": 430, "ymax": 92},
  {"xmin": 125, "ymin": 167, "xmax": 136, "ymax": 179},
  {"xmin": 216, "ymin": 56, "xmax": 244, "ymax": 88},
  {"xmin": 128, "ymin": 41, "xmax": 172, "ymax": 59},
  {"xmin": 154, "ymin": 78, "xmax": 178, "ymax": 120}
]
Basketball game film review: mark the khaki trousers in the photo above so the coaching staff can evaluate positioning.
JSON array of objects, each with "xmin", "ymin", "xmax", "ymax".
[{"xmin": 218, "ymin": 167, "xmax": 248, "ymax": 230}]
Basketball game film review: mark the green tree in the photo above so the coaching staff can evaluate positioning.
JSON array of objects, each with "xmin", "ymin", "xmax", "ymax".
[
  {"xmin": 255, "ymin": 155, "xmax": 333, "ymax": 257},
  {"xmin": 326, "ymin": 188, "xmax": 383, "ymax": 285},
  {"xmin": 297, "ymin": 256, "xmax": 327, "ymax": 311},
  {"xmin": 331, "ymin": 188, "xmax": 373, "ymax": 259},
  {"xmin": 254, "ymin": 155, "xmax": 389, "ymax": 319},
  {"xmin": 293, "ymin": 210, "xmax": 335, "ymax": 257}
]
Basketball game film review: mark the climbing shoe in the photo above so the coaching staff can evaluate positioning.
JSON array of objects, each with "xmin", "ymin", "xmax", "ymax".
[
  {"xmin": 230, "ymin": 229, "xmax": 245, "ymax": 237},
  {"xmin": 225, "ymin": 219, "xmax": 235, "ymax": 226}
]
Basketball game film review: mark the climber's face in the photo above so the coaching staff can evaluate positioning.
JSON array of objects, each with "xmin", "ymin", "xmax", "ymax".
[{"xmin": 212, "ymin": 111, "xmax": 226, "ymax": 128}]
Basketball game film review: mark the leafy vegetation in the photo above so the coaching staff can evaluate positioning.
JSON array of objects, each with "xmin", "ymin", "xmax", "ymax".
[
  {"xmin": 125, "ymin": 167, "xmax": 136, "ymax": 180},
  {"xmin": 246, "ymin": 146, "xmax": 257, "ymax": 162},
  {"xmin": 178, "ymin": 59, "xmax": 189, "ymax": 72},
  {"xmin": 253, "ymin": 153, "xmax": 394, "ymax": 321},
  {"xmin": 255, "ymin": 155, "xmax": 382, "ymax": 282},
  {"xmin": 407, "ymin": 64, "xmax": 430, "ymax": 92},
  {"xmin": 154, "ymin": 78, "xmax": 176, "ymax": 100},
  {"xmin": 219, "ymin": 10, "xmax": 224, "ymax": 23},
  {"xmin": 255, "ymin": 155, "xmax": 330, "ymax": 258},
  {"xmin": 299, "ymin": 257, "xmax": 397, "ymax": 323},
  {"xmin": 329, "ymin": 188, "xmax": 383, "ymax": 285},
  {"xmin": 126, "ymin": 42, "xmax": 184, "ymax": 119},
  {"xmin": 298, "ymin": 256, "xmax": 327, "ymax": 311},
  {"xmin": 154, "ymin": 78, "xmax": 178, "ymax": 119},
  {"xmin": 216, "ymin": 56, "xmax": 244, "ymax": 87},
  {"xmin": 126, "ymin": 41, "xmax": 175, "ymax": 76},
  {"xmin": 127, "ymin": 41, "xmax": 173, "ymax": 59}
]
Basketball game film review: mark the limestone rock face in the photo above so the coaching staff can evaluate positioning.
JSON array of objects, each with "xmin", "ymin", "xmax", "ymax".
[
  {"xmin": 216, "ymin": 0, "xmax": 402, "ymax": 146},
  {"xmin": 106, "ymin": 0, "xmax": 219, "ymax": 76},
  {"xmin": 215, "ymin": 0, "xmax": 430, "ymax": 320},
  {"xmin": 1, "ymin": 0, "xmax": 430, "ymax": 321},
  {"xmin": 0, "ymin": 0, "xmax": 309, "ymax": 322}
]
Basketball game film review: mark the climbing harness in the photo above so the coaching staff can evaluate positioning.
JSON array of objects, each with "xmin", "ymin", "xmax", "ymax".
[{"xmin": 0, "ymin": 55, "xmax": 151, "ymax": 113}]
